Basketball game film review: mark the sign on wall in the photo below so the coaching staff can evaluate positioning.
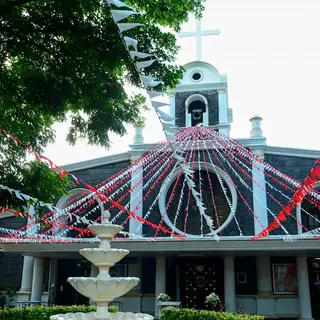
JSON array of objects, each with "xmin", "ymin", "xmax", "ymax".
[{"xmin": 272, "ymin": 263, "xmax": 298, "ymax": 294}]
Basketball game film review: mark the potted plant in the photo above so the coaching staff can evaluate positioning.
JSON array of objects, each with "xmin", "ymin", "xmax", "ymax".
[
  {"xmin": 205, "ymin": 292, "xmax": 221, "ymax": 311},
  {"xmin": 156, "ymin": 293, "xmax": 171, "ymax": 303}
]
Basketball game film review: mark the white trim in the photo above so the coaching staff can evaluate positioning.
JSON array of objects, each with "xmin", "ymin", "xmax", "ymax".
[
  {"xmin": 61, "ymin": 152, "xmax": 132, "ymax": 172},
  {"xmin": 190, "ymin": 70, "xmax": 203, "ymax": 82},
  {"xmin": 158, "ymin": 162, "xmax": 237, "ymax": 237},
  {"xmin": 264, "ymin": 146, "xmax": 320, "ymax": 159},
  {"xmin": 2, "ymin": 237, "xmax": 320, "ymax": 257}
]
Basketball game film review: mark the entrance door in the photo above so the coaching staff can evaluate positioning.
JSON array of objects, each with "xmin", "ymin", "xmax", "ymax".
[
  {"xmin": 55, "ymin": 259, "xmax": 91, "ymax": 305},
  {"xmin": 179, "ymin": 258, "xmax": 224, "ymax": 310}
]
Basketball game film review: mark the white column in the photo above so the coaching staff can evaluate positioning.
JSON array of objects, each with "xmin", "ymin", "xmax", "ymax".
[
  {"xmin": 17, "ymin": 256, "xmax": 34, "ymax": 301},
  {"xmin": 168, "ymin": 94, "xmax": 176, "ymax": 126},
  {"xmin": 252, "ymin": 151, "xmax": 268, "ymax": 235},
  {"xmin": 257, "ymin": 256, "xmax": 272, "ymax": 294},
  {"xmin": 17, "ymin": 205, "xmax": 36, "ymax": 301},
  {"xmin": 129, "ymin": 157, "xmax": 143, "ymax": 237},
  {"xmin": 224, "ymin": 256, "xmax": 236, "ymax": 313},
  {"xmin": 155, "ymin": 257, "xmax": 166, "ymax": 318},
  {"xmin": 256, "ymin": 256, "xmax": 275, "ymax": 316},
  {"xmin": 297, "ymin": 257, "xmax": 313, "ymax": 320},
  {"xmin": 218, "ymin": 88, "xmax": 229, "ymax": 136},
  {"xmin": 31, "ymin": 258, "xmax": 44, "ymax": 302}
]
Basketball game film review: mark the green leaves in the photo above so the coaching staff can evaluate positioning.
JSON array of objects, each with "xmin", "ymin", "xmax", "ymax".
[{"xmin": 0, "ymin": 0, "xmax": 205, "ymax": 208}]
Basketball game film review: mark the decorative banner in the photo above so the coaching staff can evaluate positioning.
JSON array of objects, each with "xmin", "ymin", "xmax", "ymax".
[
  {"xmin": 253, "ymin": 159, "xmax": 320, "ymax": 240},
  {"xmin": 110, "ymin": 10, "xmax": 139, "ymax": 23},
  {"xmin": 124, "ymin": 37, "xmax": 138, "ymax": 51},
  {"xmin": 106, "ymin": 0, "xmax": 135, "ymax": 9},
  {"xmin": 2, "ymin": 126, "xmax": 320, "ymax": 243},
  {"xmin": 117, "ymin": 23, "xmax": 144, "ymax": 32}
]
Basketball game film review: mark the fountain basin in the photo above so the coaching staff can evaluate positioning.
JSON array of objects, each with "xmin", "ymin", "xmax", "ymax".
[
  {"xmin": 68, "ymin": 277, "xmax": 139, "ymax": 302},
  {"xmin": 80, "ymin": 249, "xmax": 129, "ymax": 267},
  {"xmin": 50, "ymin": 311, "xmax": 153, "ymax": 320},
  {"xmin": 89, "ymin": 224, "xmax": 123, "ymax": 238}
]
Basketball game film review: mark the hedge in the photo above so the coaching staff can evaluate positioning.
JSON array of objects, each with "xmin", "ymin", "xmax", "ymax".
[
  {"xmin": 0, "ymin": 305, "xmax": 118, "ymax": 320},
  {"xmin": 161, "ymin": 308, "xmax": 265, "ymax": 320}
]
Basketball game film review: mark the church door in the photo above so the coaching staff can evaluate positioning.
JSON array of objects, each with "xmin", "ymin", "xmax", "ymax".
[
  {"xmin": 179, "ymin": 258, "xmax": 224, "ymax": 310},
  {"xmin": 55, "ymin": 259, "xmax": 90, "ymax": 305}
]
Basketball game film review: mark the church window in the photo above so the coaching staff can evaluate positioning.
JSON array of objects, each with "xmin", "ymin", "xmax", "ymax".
[
  {"xmin": 191, "ymin": 71, "xmax": 202, "ymax": 81},
  {"xmin": 185, "ymin": 94, "xmax": 209, "ymax": 127},
  {"xmin": 188, "ymin": 100, "xmax": 206, "ymax": 126}
]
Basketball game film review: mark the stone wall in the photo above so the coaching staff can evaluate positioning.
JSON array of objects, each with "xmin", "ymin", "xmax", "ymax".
[
  {"xmin": 264, "ymin": 154, "xmax": 317, "ymax": 235},
  {"xmin": 0, "ymin": 216, "xmax": 26, "ymax": 290},
  {"xmin": 175, "ymin": 90, "xmax": 219, "ymax": 127}
]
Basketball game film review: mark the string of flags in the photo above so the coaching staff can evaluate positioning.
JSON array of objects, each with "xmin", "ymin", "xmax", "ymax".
[
  {"xmin": 1, "ymin": 126, "xmax": 320, "ymax": 243},
  {"xmin": 105, "ymin": 0, "xmax": 178, "ymax": 139}
]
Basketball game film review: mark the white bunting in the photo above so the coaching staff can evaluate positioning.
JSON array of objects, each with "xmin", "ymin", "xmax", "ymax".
[
  {"xmin": 140, "ymin": 75, "xmax": 157, "ymax": 83},
  {"xmin": 124, "ymin": 37, "xmax": 138, "ymax": 51},
  {"xmin": 147, "ymin": 90, "xmax": 163, "ymax": 98},
  {"xmin": 129, "ymin": 51, "xmax": 154, "ymax": 59},
  {"xmin": 157, "ymin": 108, "xmax": 175, "ymax": 122},
  {"xmin": 117, "ymin": 23, "xmax": 143, "ymax": 32},
  {"xmin": 105, "ymin": 0, "xmax": 135, "ymax": 10},
  {"xmin": 151, "ymin": 101, "xmax": 169, "ymax": 109},
  {"xmin": 111, "ymin": 10, "xmax": 140, "ymax": 23},
  {"xmin": 135, "ymin": 59, "xmax": 157, "ymax": 70},
  {"xmin": 144, "ymin": 80, "xmax": 161, "ymax": 87}
]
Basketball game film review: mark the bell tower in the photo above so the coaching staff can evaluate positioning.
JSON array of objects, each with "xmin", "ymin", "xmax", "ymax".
[{"xmin": 167, "ymin": 18, "xmax": 233, "ymax": 136}]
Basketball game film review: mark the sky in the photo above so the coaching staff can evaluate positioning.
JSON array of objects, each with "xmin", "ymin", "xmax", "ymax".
[{"xmin": 44, "ymin": 0, "xmax": 320, "ymax": 166}]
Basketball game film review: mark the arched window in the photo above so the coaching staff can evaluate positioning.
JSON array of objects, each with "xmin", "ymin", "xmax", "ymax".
[
  {"xmin": 185, "ymin": 94, "xmax": 209, "ymax": 127},
  {"xmin": 54, "ymin": 188, "xmax": 104, "ymax": 238}
]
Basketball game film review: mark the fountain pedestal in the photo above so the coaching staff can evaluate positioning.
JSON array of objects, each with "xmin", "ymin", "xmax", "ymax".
[{"xmin": 51, "ymin": 211, "xmax": 153, "ymax": 320}]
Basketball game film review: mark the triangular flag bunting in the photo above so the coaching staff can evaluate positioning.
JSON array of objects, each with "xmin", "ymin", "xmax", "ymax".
[
  {"xmin": 144, "ymin": 80, "xmax": 161, "ymax": 87},
  {"xmin": 129, "ymin": 51, "xmax": 154, "ymax": 59},
  {"xmin": 124, "ymin": 37, "xmax": 138, "ymax": 51},
  {"xmin": 140, "ymin": 75, "xmax": 157, "ymax": 83},
  {"xmin": 157, "ymin": 109, "xmax": 175, "ymax": 122},
  {"xmin": 151, "ymin": 101, "xmax": 169, "ymax": 109},
  {"xmin": 162, "ymin": 122, "xmax": 178, "ymax": 131},
  {"xmin": 135, "ymin": 59, "xmax": 157, "ymax": 70},
  {"xmin": 147, "ymin": 90, "xmax": 163, "ymax": 98},
  {"xmin": 117, "ymin": 23, "xmax": 143, "ymax": 32},
  {"xmin": 111, "ymin": 10, "xmax": 140, "ymax": 23},
  {"xmin": 106, "ymin": 0, "xmax": 135, "ymax": 9}
]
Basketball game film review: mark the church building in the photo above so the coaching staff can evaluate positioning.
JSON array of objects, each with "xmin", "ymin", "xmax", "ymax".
[{"xmin": 1, "ymin": 20, "xmax": 320, "ymax": 320}]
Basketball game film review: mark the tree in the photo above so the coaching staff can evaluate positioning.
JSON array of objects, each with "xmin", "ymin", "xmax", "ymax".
[{"xmin": 0, "ymin": 0, "xmax": 205, "ymax": 207}]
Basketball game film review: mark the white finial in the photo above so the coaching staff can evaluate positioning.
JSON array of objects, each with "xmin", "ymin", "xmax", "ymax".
[
  {"xmin": 132, "ymin": 122, "xmax": 145, "ymax": 144},
  {"xmin": 250, "ymin": 115, "xmax": 263, "ymax": 138},
  {"xmin": 178, "ymin": 19, "xmax": 220, "ymax": 61},
  {"xmin": 101, "ymin": 210, "xmax": 111, "ymax": 224}
]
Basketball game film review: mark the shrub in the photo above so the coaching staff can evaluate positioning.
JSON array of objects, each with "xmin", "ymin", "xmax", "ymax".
[
  {"xmin": 0, "ymin": 305, "xmax": 118, "ymax": 320},
  {"xmin": 160, "ymin": 308, "xmax": 265, "ymax": 320}
]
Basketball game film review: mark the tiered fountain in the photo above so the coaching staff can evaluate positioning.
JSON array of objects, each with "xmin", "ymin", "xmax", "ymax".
[{"xmin": 51, "ymin": 210, "xmax": 153, "ymax": 320}]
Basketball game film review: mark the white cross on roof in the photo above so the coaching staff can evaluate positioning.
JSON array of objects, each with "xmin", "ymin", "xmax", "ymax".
[{"xmin": 178, "ymin": 19, "xmax": 220, "ymax": 61}]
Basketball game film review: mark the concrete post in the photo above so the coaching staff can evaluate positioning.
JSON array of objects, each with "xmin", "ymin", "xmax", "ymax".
[
  {"xmin": 16, "ymin": 256, "xmax": 34, "ymax": 301},
  {"xmin": 30, "ymin": 258, "xmax": 44, "ymax": 302},
  {"xmin": 297, "ymin": 257, "xmax": 313, "ymax": 320},
  {"xmin": 224, "ymin": 256, "xmax": 236, "ymax": 312},
  {"xmin": 155, "ymin": 257, "xmax": 166, "ymax": 318},
  {"xmin": 129, "ymin": 156, "xmax": 143, "ymax": 237},
  {"xmin": 252, "ymin": 150, "xmax": 268, "ymax": 235}
]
